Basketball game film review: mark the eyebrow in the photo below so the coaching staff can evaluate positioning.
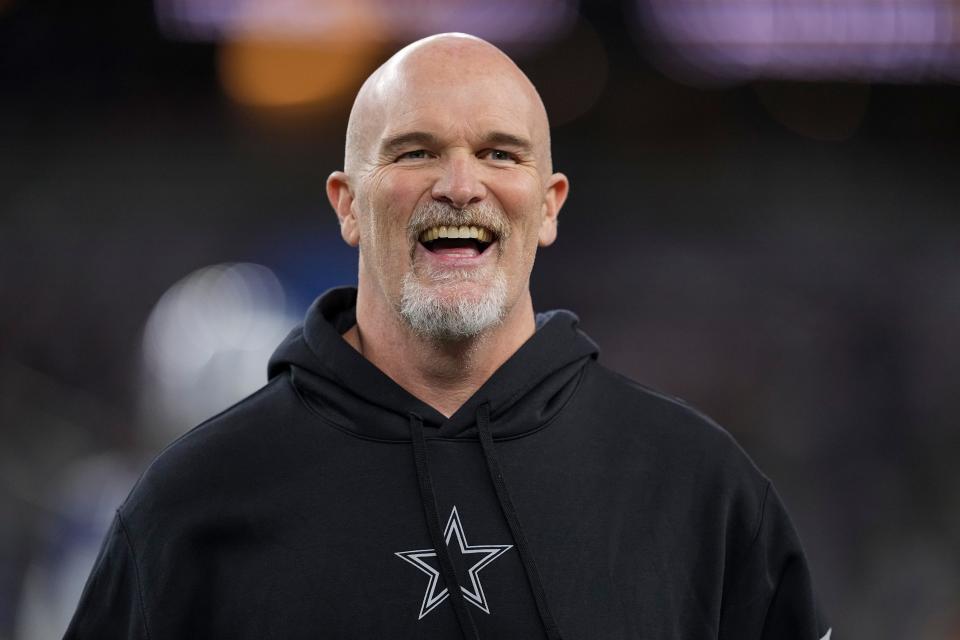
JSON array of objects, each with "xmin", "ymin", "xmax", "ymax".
[
  {"xmin": 379, "ymin": 131, "xmax": 442, "ymax": 157},
  {"xmin": 379, "ymin": 130, "xmax": 534, "ymax": 157},
  {"xmin": 480, "ymin": 131, "xmax": 533, "ymax": 154}
]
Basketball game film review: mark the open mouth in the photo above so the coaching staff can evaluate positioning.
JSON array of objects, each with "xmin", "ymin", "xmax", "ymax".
[{"xmin": 418, "ymin": 225, "xmax": 496, "ymax": 255}]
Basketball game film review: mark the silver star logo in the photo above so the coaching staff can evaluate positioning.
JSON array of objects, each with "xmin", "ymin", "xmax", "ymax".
[{"xmin": 395, "ymin": 506, "xmax": 513, "ymax": 620}]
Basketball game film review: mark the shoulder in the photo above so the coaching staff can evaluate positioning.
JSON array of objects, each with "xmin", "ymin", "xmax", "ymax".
[
  {"xmin": 573, "ymin": 361, "xmax": 772, "ymax": 552},
  {"xmin": 575, "ymin": 361, "xmax": 769, "ymax": 495},
  {"xmin": 118, "ymin": 374, "xmax": 300, "ymax": 528},
  {"xmin": 584, "ymin": 362, "xmax": 759, "ymax": 460}
]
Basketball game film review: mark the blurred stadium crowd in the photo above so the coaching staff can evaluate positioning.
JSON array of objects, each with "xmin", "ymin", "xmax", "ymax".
[{"xmin": 2, "ymin": 0, "xmax": 960, "ymax": 638}]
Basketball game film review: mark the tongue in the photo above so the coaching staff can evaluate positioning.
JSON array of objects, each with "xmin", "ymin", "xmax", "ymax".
[
  {"xmin": 434, "ymin": 245, "xmax": 480, "ymax": 257},
  {"xmin": 430, "ymin": 238, "xmax": 481, "ymax": 257}
]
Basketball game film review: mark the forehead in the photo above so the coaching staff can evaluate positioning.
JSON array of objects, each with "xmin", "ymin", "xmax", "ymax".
[{"xmin": 375, "ymin": 56, "xmax": 541, "ymax": 143}]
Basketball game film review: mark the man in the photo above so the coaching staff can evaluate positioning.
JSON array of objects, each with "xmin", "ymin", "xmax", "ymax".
[{"xmin": 66, "ymin": 34, "xmax": 831, "ymax": 639}]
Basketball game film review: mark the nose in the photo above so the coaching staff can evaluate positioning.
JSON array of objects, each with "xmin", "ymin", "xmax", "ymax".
[{"xmin": 431, "ymin": 153, "xmax": 486, "ymax": 208}]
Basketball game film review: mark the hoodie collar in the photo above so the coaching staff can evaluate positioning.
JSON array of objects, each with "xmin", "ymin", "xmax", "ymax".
[{"xmin": 268, "ymin": 286, "xmax": 599, "ymax": 441}]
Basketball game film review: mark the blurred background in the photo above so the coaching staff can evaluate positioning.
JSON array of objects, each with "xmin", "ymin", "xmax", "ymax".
[{"xmin": 2, "ymin": 0, "xmax": 959, "ymax": 637}]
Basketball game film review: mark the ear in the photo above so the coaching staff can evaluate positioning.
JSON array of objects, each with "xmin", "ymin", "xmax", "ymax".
[
  {"xmin": 326, "ymin": 171, "xmax": 360, "ymax": 247},
  {"xmin": 538, "ymin": 172, "xmax": 569, "ymax": 247}
]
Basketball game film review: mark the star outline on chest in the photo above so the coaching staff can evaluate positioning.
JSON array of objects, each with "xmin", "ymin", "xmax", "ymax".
[{"xmin": 395, "ymin": 506, "xmax": 514, "ymax": 620}]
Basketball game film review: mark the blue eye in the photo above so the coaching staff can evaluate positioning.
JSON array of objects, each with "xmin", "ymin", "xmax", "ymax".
[
  {"xmin": 398, "ymin": 150, "xmax": 429, "ymax": 161},
  {"xmin": 486, "ymin": 149, "xmax": 515, "ymax": 162}
]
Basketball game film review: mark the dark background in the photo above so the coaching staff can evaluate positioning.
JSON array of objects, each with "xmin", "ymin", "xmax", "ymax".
[{"xmin": 2, "ymin": 0, "xmax": 959, "ymax": 638}]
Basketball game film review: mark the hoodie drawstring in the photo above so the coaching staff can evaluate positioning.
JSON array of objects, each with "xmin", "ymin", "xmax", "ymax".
[
  {"xmin": 409, "ymin": 412, "xmax": 481, "ymax": 640},
  {"xmin": 476, "ymin": 403, "xmax": 563, "ymax": 640},
  {"xmin": 408, "ymin": 407, "xmax": 563, "ymax": 640}
]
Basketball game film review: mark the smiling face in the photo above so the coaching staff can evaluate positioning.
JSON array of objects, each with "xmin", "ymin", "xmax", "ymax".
[{"xmin": 328, "ymin": 34, "xmax": 568, "ymax": 341}]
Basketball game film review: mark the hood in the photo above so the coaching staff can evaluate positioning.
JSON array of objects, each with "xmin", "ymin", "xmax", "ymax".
[{"xmin": 268, "ymin": 286, "xmax": 599, "ymax": 441}]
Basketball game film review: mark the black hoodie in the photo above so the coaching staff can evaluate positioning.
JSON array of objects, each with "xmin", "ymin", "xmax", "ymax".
[{"xmin": 66, "ymin": 287, "xmax": 831, "ymax": 639}]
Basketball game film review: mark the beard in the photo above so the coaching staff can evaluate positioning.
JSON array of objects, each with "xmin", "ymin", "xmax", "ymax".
[
  {"xmin": 398, "ymin": 200, "xmax": 510, "ymax": 341},
  {"xmin": 399, "ymin": 268, "xmax": 508, "ymax": 341}
]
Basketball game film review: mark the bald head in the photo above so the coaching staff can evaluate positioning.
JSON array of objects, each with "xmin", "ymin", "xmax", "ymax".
[{"xmin": 344, "ymin": 33, "xmax": 552, "ymax": 178}]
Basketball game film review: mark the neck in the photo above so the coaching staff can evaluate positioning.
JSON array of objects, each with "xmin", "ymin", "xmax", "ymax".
[{"xmin": 343, "ymin": 282, "xmax": 536, "ymax": 418}]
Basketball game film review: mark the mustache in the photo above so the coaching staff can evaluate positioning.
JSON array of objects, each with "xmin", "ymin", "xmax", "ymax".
[{"xmin": 406, "ymin": 201, "xmax": 510, "ymax": 245}]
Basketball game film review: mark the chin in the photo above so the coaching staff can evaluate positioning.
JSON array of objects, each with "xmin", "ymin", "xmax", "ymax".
[{"xmin": 398, "ymin": 271, "xmax": 509, "ymax": 340}]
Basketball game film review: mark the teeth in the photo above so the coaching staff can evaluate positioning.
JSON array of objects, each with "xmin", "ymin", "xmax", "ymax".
[{"xmin": 419, "ymin": 225, "xmax": 495, "ymax": 243}]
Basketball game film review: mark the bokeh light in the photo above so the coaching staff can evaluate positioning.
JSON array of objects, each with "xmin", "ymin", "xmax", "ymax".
[
  {"xmin": 633, "ymin": 0, "xmax": 960, "ymax": 84},
  {"xmin": 140, "ymin": 262, "xmax": 297, "ymax": 443},
  {"xmin": 156, "ymin": 0, "xmax": 581, "ymax": 109},
  {"xmin": 218, "ymin": 36, "xmax": 383, "ymax": 108},
  {"xmin": 157, "ymin": 0, "xmax": 578, "ymax": 46},
  {"xmin": 213, "ymin": 0, "xmax": 384, "ymax": 109},
  {"xmin": 376, "ymin": 0, "xmax": 578, "ymax": 47}
]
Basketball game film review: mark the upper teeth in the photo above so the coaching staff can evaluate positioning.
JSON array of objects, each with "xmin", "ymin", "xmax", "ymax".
[{"xmin": 420, "ymin": 225, "xmax": 493, "ymax": 242}]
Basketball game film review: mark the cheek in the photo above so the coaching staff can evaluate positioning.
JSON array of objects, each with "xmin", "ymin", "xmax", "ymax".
[
  {"xmin": 369, "ymin": 174, "xmax": 430, "ymax": 232},
  {"xmin": 377, "ymin": 171, "xmax": 431, "ymax": 208},
  {"xmin": 359, "ymin": 174, "xmax": 417, "ymax": 236},
  {"xmin": 493, "ymin": 177, "xmax": 544, "ymax": 240}
]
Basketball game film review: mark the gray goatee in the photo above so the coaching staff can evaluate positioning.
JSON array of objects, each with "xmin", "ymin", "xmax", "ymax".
[{"xmin": 399, "ymin": 201, "xmax": 509, "ymax": 341}]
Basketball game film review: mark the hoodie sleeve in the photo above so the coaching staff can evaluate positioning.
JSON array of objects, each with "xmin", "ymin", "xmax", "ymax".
[
  {"xmin": 719, "ymin": 482, "xmax": 832, "ymax": 640},
  {"xmin": 63, "ymin": 511, "xmax": 149, "ymax": 640}
]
